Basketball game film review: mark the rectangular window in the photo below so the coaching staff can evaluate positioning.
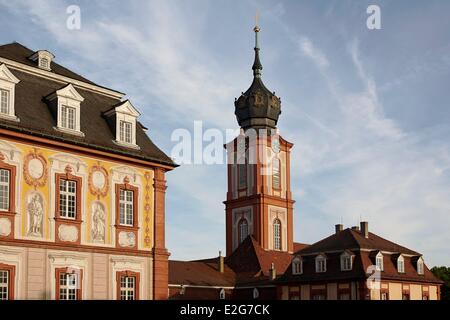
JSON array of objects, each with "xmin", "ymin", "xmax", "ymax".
[
  {"xmin": 339, "ymin": 293, "xmax": 350, "ymax": 300},
  {"xmin": 398, "ymin": 260, "xmax": 405, "ymax": 273},
  {"xmin": 119, "ymin": 121, "xmax": 132, "ymax": 144},
  {"xmin": 59, "ymin": 179, "xmax": 77, "ymax": 219},
  {"xmin": 119, "ymin": 189, "xmax": 134, "ymax": 226},
  {"xmin": 119, "ymin": 276, "xmax": 136, "ymax": 300},
  {"xmin": 341, "ymin": 256, "xmax": 352, "ymax": 271},
  {"xmin": 61, "ymin": 105, "xmax": 76, "ymax": 130},
  {"xmin": 0, "ymin": 169, "xmax": 10, "ymax": 211},
  {"xmin": 59, "ymin": 273, "xmax": 78, "ymax": 300},
  {"xmin": 376, "ymin": 256, "xmax": 384, "ymax": 271},
  {"xmin": 40, "ymin": 58, "xmax": 49, "ymax": 69},
  {"xmin": 0, "ymin": 270, "xmax": 9, "ymax": 300},
  {"xmin": 312, "ymin": 294, "xmax": 326, "ymax": 300},
  {"xmin": 0, "ymin": 89, "xmax": 9, "ymax": 114}
]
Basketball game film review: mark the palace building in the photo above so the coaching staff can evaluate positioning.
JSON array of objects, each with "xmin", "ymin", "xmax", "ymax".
[
  {"xmin": 0, "ymin": 42, "xmax": 176, "ymax": 300},
  {"xmin": 168, "ymin": 25, "xmax": 443, "ymax": 300}
]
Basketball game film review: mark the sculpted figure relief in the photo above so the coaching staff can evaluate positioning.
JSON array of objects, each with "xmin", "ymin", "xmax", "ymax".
[
  {"xmin": 27, "ymin": 193, "xmax": 44, "ymax": 236},
  {"xmin": 91, "ymin": 202, "xmax": 105, "ymax": 242}
]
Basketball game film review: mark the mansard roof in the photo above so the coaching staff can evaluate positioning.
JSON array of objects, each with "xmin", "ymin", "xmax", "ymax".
[
  {"xmin": 278, "ymin": 228, "xmax": 442, "ymax": 284},
  {"xmin": 0, "ymin": 42, "xmax": 97, "ymax": 85},
  {"xmin": 0, "ymin": 42, "xmax": 174, "ymax": 167},
  {"xmin": 298, "ymin": 228, "xmax": 420, "ymax": 256}
]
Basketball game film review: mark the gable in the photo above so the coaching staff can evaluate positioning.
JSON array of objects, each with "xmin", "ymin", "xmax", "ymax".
[{"xmin": 0, "ymin": 63, "xmax": 20, "ymax": 84}]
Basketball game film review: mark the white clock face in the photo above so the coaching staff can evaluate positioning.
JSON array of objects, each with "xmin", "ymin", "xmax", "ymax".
[
  {"xmin": 28, "ymin": 158, "xmax": 44, "ymax": 179},
  {"xmin": 92, "ymin": 170, "xmax": 106, "ymax": 189}
]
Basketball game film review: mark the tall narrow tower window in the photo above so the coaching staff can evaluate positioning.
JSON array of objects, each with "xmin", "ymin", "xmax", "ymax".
[
  {"xmin": 273, "ymin": 218, "xmax": 281, "ymax": 250},
  {"xmin": 238, "ymin": 218, "xmax": 249, "ymax": 243},
  {"xmin": 238, "ymin": 155, "xmax": 247, "ymax": 190},
  {"xmin": 272, "ymin": 158, "xmax": 281, "ymax": 189}
]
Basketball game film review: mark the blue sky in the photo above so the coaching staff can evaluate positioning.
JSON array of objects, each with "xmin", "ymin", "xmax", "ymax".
[{"xmin": 1, "ymin": 0, "xmax": 449, "ymax": 266}]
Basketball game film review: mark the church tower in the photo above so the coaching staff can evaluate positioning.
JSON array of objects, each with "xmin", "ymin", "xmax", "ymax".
[{"xmin": 224, "ymin": 23, "xmax": 295, "ymax": 256}]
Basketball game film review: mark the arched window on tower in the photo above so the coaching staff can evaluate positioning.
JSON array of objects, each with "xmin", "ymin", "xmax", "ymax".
[
  {"xmin": 273, "ymin": 219, "xmax": 282, "ymax": 250},
  {"xmin": 238, "ymin": 218, "xmax": 249, "ymax": 243},
  {"xmin": 272, "ymin": 158, "xmax": 281, "ymax": 190}
]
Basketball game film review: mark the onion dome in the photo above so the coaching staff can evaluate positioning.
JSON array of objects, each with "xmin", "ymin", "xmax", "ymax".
[{"xmin": 234, "ymin": 25, "xmax": 281, "ymax": 131}]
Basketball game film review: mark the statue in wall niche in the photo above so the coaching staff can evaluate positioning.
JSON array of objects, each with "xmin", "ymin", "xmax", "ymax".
[
  {"xmin": 27, "ymin": 193, "xmax": 43, "ymax": 236},
  {"xmin": 91, "ymin": 202, "xmax": 105, "ymax": 242}
]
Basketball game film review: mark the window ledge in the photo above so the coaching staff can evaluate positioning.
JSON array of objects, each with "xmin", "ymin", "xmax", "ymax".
[
  {"xmin": 113, "ymin": 140, "xmax": 141, "ymax": 150},
  {"xmin": 0, "ymin": 114, "xmax": 20, "ymax": 122},
  {"xmin": 54, "ymin": 126, "xmax": 85, "ymax": 137}
]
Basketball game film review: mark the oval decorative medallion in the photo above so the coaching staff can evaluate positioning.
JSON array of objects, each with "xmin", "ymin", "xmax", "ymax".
[
  {"xmin": 23, "ymin": 149, "xmax": 48, "ymax": 188},
  {"xmin": 88, "ymin": 164, "xmax": 109, "ymax": 198}
]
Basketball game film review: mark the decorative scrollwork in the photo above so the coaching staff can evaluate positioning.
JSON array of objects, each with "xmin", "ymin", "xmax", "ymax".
[{"xmin": 23, "ymin": 149, "xmax": 48, "ymax": 189}]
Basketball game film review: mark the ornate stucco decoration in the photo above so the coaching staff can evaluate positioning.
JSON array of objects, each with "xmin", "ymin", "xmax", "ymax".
[
  {"xmin": 144, "ymin": 172, "xmax": 151, "ymax": 247},
  {"xmin": 88, "ymin": 163, "xmax": 109, "ymax": 199},
  {"xmin": 23, "ymin": 149, "xmax": 48, "ymax": 189}
]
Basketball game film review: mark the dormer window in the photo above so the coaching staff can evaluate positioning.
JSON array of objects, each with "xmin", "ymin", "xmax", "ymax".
[
  {"xmin": 340, "ymin": 251, "xmax": 353, "ymax": 271},
  {"xmin": 375, "ymin": 252, "xmax": 384, "ymax": 271},
  {"xmin": 29, "ymin": 50, "xmax": 54, "ymax": 71},
  {"xmin": 292, "ymin": 256, "xmax": 303, "ymax": 275},
  {"xmin": 61, "ymin": 105, "xmax": 76, "ymax": 130},
  {"xmin": 397, "ymin": 255, "xmax": 405, "ymax": 273},
  {"xmin": 315, "ymin": 254, "xmax": 327, "ymax": 273},
  {"xmin": 120, "ymin": 120, "xmax": 133, "ymax": 144},
  {"xmin": 0, "ymin": 64, "xmax": 20, "ymax": 122},
  {"xmin": 417, "ymin": 257, "xmax": 424, "ymax": 275},
  {"xmin": 45, "ymin": 84, "xmax": 84, "ymax": 136},
  {"xmin": 103, "ymin": 100, "xmax": 141, "ymax": 149}
]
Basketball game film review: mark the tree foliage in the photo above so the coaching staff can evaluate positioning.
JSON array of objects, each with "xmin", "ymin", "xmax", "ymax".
[{"xmin": 431, "ymin": 266, "xmax": 450, "ymax": 300}]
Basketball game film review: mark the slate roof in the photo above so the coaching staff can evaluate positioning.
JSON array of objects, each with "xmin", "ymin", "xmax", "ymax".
[
  {"xmin": 169, "ymin": 236, "xmax": 309, "ymax": 288},
  {"xmin": 278, "ymin": 228, "xmax": 442, "ymax": 284},
  {"xmin": 0, "ymin": 42, "xmax": 175, "ymax": 167}
]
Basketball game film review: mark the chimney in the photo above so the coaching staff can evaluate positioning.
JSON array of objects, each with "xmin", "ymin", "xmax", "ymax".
[
  {"xmin": 335, "ymin": 224, "xmax": 343, "ymax": 234},
  {"xmin": 351, "ymin": 226, "xmax": 359, "ymax": 231},
  {"xmin": 218, "ymin": 251, "xmax": 224, "ymax": 273},
  {"xmin": 360, "ymin": 221, "xmax": 369, "ymax": 238},
  {"xmin": 269, "ymin": 262, "xmax": 276, "ymax": 280}
]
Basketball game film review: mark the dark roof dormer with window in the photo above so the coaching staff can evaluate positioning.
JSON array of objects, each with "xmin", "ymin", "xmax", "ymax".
[
  {"xmin": 0, "ymin": 42, "xmax": 174, "ymax": 167},
  {"xmin": 234, "ymin": 26, "xmax": 281, "ymax": 131}
]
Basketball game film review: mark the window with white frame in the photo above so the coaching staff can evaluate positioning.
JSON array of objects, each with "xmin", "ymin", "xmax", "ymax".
[
  {"xmin": 0, "ymin": 169, "xmax": 10, "ymax": 211},
  {"xmin": 340, "ymin": 252, "xmax": 353, "ymax": 271},
  {"xmin": 120, "ymin": 275, "xmax": 136, "ymax": 300},
  {"xmin": 119, "ymin": 189, "xmax": 134, "ymax": 226},
  {"xmin": 0, "ymin": 270, "xmax": 9, "ymax": 300},
  {"xmin": 315, "ymin": 255, "xmax": 327, "ymax": 273},
  {"xmin": 119, "ymin": 120, "xmax": 133, "ymax": 144},
  {"xmin": 59, "ymin": 179, "xmax": 77, "ymax": 219},
  {"xmin": 39, "ymin": 57, "xmax": 50, "ymax": 70},
  {"xmin": 0, "ymin": 89, "xmax": 9, "ymax": 114},
  {"xmin": 376, "ymin": 253, "xmax": 384, "ymax": 271},
  {"xmin": 59, "ymin": 273, "xmax": 78, "ymax": 300},
  {"xmin": 61, "ymin": 105, "xmax": 76, "ymax": 130},
  {"xmin": 417, "ymin": 258, "xmax": 424, "ymax": 275},
  {"xmin": 273, "ymin": 219, "xmax": 282, "ymax": 250},
  {"xmin": 238, "ymin": 218, "xmax": 248, "ymax": 244},
  {"xmin": 397, "ymin": 256, "xmax": 405, "ymax": 273},
  {"xmin": 292, "ymin": 257, "xmax": 303, "ymax": 275}
]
